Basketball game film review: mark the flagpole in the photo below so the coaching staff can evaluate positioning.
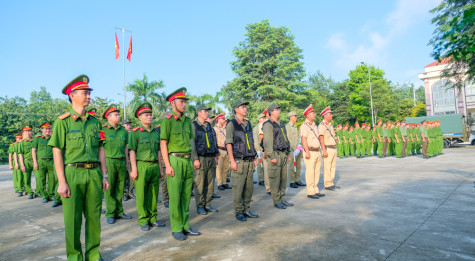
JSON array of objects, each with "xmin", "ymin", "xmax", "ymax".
[{"xmin": 115, "ymin": 27, "xmax": 132, "ymax": 120}]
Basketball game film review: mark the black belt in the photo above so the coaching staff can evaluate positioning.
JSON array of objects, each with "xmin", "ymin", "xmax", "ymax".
[
  {"xmin": 234, "ymin": 156, "xmax": 255, "ymax": 161},
  {"xmin": 308, "ymin": 147, "xmax": 320, "ymax": 152},
  {"xmin": 169, "ymin": 153, "xmax": 191, "ymax": 159},
  {"xmin": 66, "ymin": 163, "xmax": 100, "ymax": 169},
  {"xmin": 325, "ymin": 145, "xmax": 336, "ymax": 149},
  {"xmin": 138, "ymin": 160, "xmax": 157, "ymax": 163},
  {"xmin": 40, "ymin": 158, "xmax": 53, "ymax": 161},
  {"xmin": 218, "ymin": 146, "xmax": 226, "ymax": 150},
  {"xmin": 198, "ymin": 154, "xmax": 216, "ymax": 158}
]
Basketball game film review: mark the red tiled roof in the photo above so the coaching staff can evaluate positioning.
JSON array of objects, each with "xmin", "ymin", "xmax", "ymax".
[{"xmin": 424, "ymin": 57, "xmax": 452, "ymax": 68}]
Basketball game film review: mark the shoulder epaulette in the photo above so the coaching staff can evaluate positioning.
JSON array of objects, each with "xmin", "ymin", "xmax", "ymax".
[
  {"xmin": 102, "ymin": 124, "xmax": 107, "ymax": 127},
  {"xmin": 35, "ymin": 134, "xmax": 41, "ymax": 137},
  {"xmin": 133, "ymin": 126, "xmax": 140, "ymax": 131},
  {"xmin": 165, "ymin": 114, "xmax": 173, "ymax": 119},
  {"xmin": 57, "ymin": 112, "xmax": 71, "ymax": 120}
]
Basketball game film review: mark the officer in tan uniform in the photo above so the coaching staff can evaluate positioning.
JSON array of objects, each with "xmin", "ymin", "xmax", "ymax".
[
  {"xmin": 286, "ymin": 111, "xmax": 304, "ymax": 188},
  {"xmin": 318, "ymin": 106, "xmax": 340, "ymax": 191},
  {"xmin": 253, "ymin": 113, "xmax": 266, "ymax": 186},
  {"xmin": 300, "ymin": 104, "xmax": 325, "ymax": 199},
  {"xmin": 214, "ymin": 113, "xmax": 231, "ymax": 190}
]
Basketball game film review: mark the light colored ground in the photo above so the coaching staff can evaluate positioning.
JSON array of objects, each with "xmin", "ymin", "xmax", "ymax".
[{"xmin": 0, "ymin": 146, "xmax": 474, "ymax": 261}]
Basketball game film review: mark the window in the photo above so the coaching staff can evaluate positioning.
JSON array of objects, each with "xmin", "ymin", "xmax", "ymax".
[
  {"xmin": 432, "ymin": 80, "xmax": 455, "ymax": 114},
  {"xmin": 465, "ymin": 81, "xmax": 475, "ymax": 96}
]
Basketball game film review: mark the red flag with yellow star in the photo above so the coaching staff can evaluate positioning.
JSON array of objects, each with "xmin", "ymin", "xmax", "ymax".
[
  {"xmin": 126, "ymin": 36, "xmax": 132, "ymax": 62},
  {"xmin": 115, "ymin": 31, "xmax": 120, "ymax": 60}
]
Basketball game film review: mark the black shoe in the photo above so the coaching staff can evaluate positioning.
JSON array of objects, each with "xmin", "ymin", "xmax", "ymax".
[
  {"xmin": 218, "ymin": 185, "xmax": 225, "ymax": 190},
  {"xmin": 14, "ymin": 190, "xmax": 19, "ymax": 193},
  {"xmin": 36, "ymin": 194, "xmax": 41, "ymax": 198},
  {"xmin": 18, "ymin": 192, "xmax": 23, "ymax": 197},
  {"xmin": 205, "ymin": 206, "xmax": 218, "ymax": 212},
  {"xmin": 296, "ymin": 181, "xmax": 306, "ymax": 186},
  {"xmin": 122, "ymin": 195, "xmax": 129, "ymax": 201},
  {"xmin": 258, "ymin": 181, "xmax": 264, "ymax": 186},
  {"xmin": 130, "ymin": 193, "xmax": 136, "ymax": 199},
  {"xmin": 236, "ymin": 213, "xmax": 247, "ymax": 221},
  {"xmin": 274, "ymin": 203, "xmax": 286, "ymax": 209},
  {"xmin": 101, "ymin": 209, "xmax": 106, "ymax": 214},
  {"xmin": 52, "ymin": 201, "xmax": 61, "ymax": 208},
  {"xmin": 244, "ymin": 211, "xmax": 259, "ymax": 218},
  {"xmin": 333, "ymin": 185, "xmax": 341, "ymax": 189},
  {"xmin": 107, "ymin": 217, "xmax": 115, "ymax": 224},
  {"xmin": 212, "ymin": 193, "xmax": 221, "ymax": 198},
  {"xmin": 227, "ymin": 177, "xmax": 231, "ymax": 182},
  {"xmin": 119, "ymin": 213, "xmax": 132, "ymax": 219},
  {"xmin": 150, "ymin": 221, "xmax": 166, "ymax": 227},
  {"xmin": 164, "ymin": 202, "xmax": 169, "ymax": 208},
  {"xmin": 267, "ymin": 192, "xmax": 271, "ymax": 195},
  {"xmin": 42, "ymin": 198, "xmax": 49, "ymax": 203},
  {"xmin": 172, "ymin": 232, "xmax": 187, "ymax": 240},
  {"xmin": 290, "ymin": 183, "xmax": 298, "ymax": 188},
  {"xmin": 325, "ymin": 186, "xmax": 335, "ymax": 191},
  {"xmin": 282, "ymin": 201, "xmax": 294, "ymax": 207},
  {"xmin": 224, "ymin": 184, "xmax": 232, "ymax": 189},
  {"xmin": 316, "ymin": 193, "xmax": 325, "ymax": 197},
  {"xmin": 140, "ymin": 224, "xmax": 150, "ymax": 231},
  {"xmin": 253, "ymin": 181, "xmax": 257, "ymax": 184},
  {"xmin": 28, "ymin": 194, "xmax": 34, "ymax": 199},
  {"xmin": 307, "ymin": 194, "xmax": 319, "ymax": 199},
  {"xmin": 191, "ymin": 191, "xmax": 195, "ymax": 197},
  {"xmin": 197, "ymin": 207, "xmax": 207, "ymax": 215},
  {"xmin": 183, "ymin": 228, "xmax": 201, "ymax": 236}
]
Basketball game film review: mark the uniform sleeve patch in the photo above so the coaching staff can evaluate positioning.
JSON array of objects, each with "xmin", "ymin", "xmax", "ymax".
[
  {"xmin": 102, "ymin": 124, "xmax": 107, "ymax": 127},
  {"xmin": 57, "ymin": 112, "xmax": 71, "ymax": 119},
  {"xmin": 133, "ymin": 126, "xmax": 140, "ymax": 131},
  {"xmin": 99, "ymin": 130, "xmax": 106, "ymax": 141},
  {"xmin": 35, "ymin": 135, "xmax": 41, "ymax": 137},
  {"xmin": 165, "ymin": 114, "xmax": 173, "ymax": 119}
]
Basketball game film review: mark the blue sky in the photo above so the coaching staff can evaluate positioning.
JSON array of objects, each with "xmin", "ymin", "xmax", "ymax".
[{"xmin": 0, "ymin": 0, "xmax": 440, "ymax": 103}]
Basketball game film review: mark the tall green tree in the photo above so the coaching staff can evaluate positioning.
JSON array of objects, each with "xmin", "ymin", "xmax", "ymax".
[
  {"xmin": 429, "ymin": 0, "xmax": 475, "ymax": 89},
  {"xmin": 221, "ymin": 19, "xmax": 306, "ymax": 121},
  {"xmin": 359, "ymin": 79, "xmax": 393, "ymax": 123},
  {"xmin": 126, "ymin": 73, "xmax": 167, "ymax": 121}
]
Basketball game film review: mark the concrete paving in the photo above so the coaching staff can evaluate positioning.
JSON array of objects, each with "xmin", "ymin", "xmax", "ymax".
[{"xmin": 0, "ymin": 146, "xmax": 474, "ymax": 261}]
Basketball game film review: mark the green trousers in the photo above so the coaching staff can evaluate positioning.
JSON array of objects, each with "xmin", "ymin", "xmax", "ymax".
[
  {"xmin": 349, "ymin": 143, "xmax": 355, "ymax": 156},
  {"xmin": 287, "ymin": 152, "xmax": 302, "ymax": 183},
  {"xmin": 105, "ymin": 158, "xmax": 127, "ymax": 219},
  {"xmin": 232, "ymin": 159, "xmax": 254, "ymax": 214},
  {"xmin": 406, "ymin": 140, "xmax": 412, "ymax": 155},
  {"xmin": 167, "ymin": 156, "xmax": 193, "ymax": 233},
  {"xmin": 63, "ymin": 165, "xmax": 103, "ymax": 261},
  {"xmin": 267, "ymin": 153, "xmax": 288, "ymax": 205},
  {"xmin": 36, "ymin": 159, "xmax": 55, "ymax": 199},
  {"xmin": 194, "ymin": 156, "xmax": 216, "ymax": 208},
  {"xmin": 377, "ymin": 141, "xmax": 383, "ymax": 157},
  {"xmin": 135, "ymin": 161, "xmax": 159, "ymax": 225},
  {"xmin": 12, "ymin": 161, "xmax": 21, "ymax": 192},
  {"xmin": 22, "ymin": 160, "xmax": 34, "ymax": 195},
  {"xmin": 366, "ymin": 142, "xmax": 372, "ymax": 156},
  {"xmin": 46, "ymin": 160, "xmax": 60, "ymax": 203},
  {"xmin": 355, "ymin": 142, "xmax": 363, "ymax": 157},
  {"xmin": 337, "ymin": 143, "xmax": 343, "ymax": 157},
  {"xmin": 416, "ymin": 141, "xmax": 421, "ymax": 154},
  {"xmin": 343, "ymin": 142, "xmax": 349, "ymax": 156},
  {"xmin": 395, "ymin": 140, "xmax": 403, "ymax": 158}
]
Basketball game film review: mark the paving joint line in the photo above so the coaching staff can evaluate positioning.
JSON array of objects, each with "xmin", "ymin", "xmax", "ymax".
[{"xmin": 384, "ymin": 173, "xmax": 474, "ymax": 260}]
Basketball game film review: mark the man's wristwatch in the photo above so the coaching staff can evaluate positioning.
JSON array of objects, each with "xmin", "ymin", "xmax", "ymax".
[{"xmin": 103, "ymin": 174, "xmax": 108, "ymax": 178}]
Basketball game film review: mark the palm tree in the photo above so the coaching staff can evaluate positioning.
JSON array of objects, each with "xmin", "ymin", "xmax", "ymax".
[{"xmin": 126, "ymin": 73, "xmax": 166, "ymax": 120}]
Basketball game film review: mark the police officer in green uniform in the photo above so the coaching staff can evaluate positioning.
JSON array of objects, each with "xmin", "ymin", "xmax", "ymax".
[
  {"xmin": 121, "ymin": 118, "xmax": 135, "ymax": 201},
  {"xmin": 262, "ymin": 103, "xmax": 293, "ymax": 209},
  {"xmin": 160, "ymin": 88, "xmax": 201, "ymax": 241},
  {"xmin": 155, "ymin": 123, "xmax": 169, "ymax": 208},
  {"xmin": 376, "ymin": 120, "xmax": 383, "ymax": 157},
  {"xmin": 13, "ymin": 133, "xmax": 24, "ymax": 196},
  {"xmin": 18, "ymin": 126, "xmax": 35, "ymax": 199},
  {"xmin": 191, "ymin": 104, "xmax": 219, "ymax": 215},
  {"xmin": 394, "ymin": 121, "xmax": 403, "ymax": 158},
  {"xmin": 354, "ymin": 122, "xmax": 363, "ymax": 158},
  {"xmin": 226, "ymin": 99, "xmax": 259, "ymax": 221},
  {"xmin": 102, "ymin": 105, "xmax": 133, "ymax": 224},
  {"xmin": 8, "ymin": 135, "xmax": 20, "ymax": 193},
  {"xmin": 32, "ymin": 122, "xmax": 58, "ymax": 204},
  {"xmin": 48, "ymin": 75, "xmax": 109, "ymax": 261}
]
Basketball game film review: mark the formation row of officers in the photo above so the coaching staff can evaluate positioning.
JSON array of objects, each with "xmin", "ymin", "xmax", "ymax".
[
  {"xmin": 333, "ymin": 120, "xmax": 444, "ymax": 159},
  {"xmin": 7, "ymin": 75, "xmax": 339, "ymax": 260}
]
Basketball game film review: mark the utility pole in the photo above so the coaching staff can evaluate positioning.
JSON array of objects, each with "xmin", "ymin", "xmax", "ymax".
[
  {"xmin": 115, "ymin": 27, "xmax": 132, "ymax": 119},
  {"xmin": 361, "ymin": 62, "xmax": 374, "ymax": 126}
]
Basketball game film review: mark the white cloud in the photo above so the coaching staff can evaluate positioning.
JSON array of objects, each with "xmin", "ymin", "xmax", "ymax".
[{"xmin": 326, "ymin": 0, "xmax": 440, "ymax": 70}]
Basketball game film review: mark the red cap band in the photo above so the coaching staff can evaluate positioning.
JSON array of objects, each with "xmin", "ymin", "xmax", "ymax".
[
  {"xmin": 40, "ymin": 123, "xmax": 51, "ymax": 128},
  {"xmin": 136, "ymin": 107, "xmax": 152, "ymax": 117},
  {"xmin": 216, "ymin": 114, "xmax": 225, "ymax": 120},
  {"xmin": 104, "ymin": 107, "xmax": 117, "ymax": 118},
  {"xmin": 65, "ymin": 81, "xmax": 89, "ymax": 95},
  {"xmin": 303, "ymin": 107, "xmax": 314, "ymax": 116},
  {"xmin": 168, "ymin": 92, "xmax": 186, "ymax": 102}
]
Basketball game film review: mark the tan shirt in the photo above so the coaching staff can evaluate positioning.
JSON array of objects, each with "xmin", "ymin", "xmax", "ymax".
[
  {"xmin": 318, "ymin": 120, "xmax": 336, "ymax": 146},
  {"xmin": 214, "ymin": 125, "xmax": 226, "ymax": 148},
  {"xmin": 286, "ymin": 122, "xmax": 300, "ymax": 151},
  {"xmin": 300, "ymin": 120, "xmax": 321, "ymax": 148}
]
